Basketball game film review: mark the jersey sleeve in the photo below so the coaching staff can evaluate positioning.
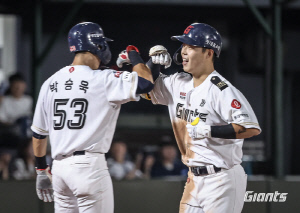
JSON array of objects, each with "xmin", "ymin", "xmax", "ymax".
[
  {"xmin": 31, "ymin": 81, "xmax": 49, "ymax": 136},
  {"xmin": 213, "ymin": 84, "xmax": 261, "ymax": 131},
  {"xmin": 104, "ymin": 70, "xmax": 140, "ymax": 104},
  {"xmin": 149, "ymin": 73, "xmax": 174, "ymax": 106}
]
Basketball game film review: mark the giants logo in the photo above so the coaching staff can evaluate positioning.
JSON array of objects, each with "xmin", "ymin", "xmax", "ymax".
[
  {"xmin": 176, "ymin": 103, "xmax": 207, "ymax": 122},
  {"xmin": 184, "ymin": 26, "xmax": 194, "ymax": 34}
]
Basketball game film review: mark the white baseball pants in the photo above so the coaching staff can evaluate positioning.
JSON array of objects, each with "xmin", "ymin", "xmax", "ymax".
[
  {"xmin": 52, "ymin": 153, "xmax": 114, "ymax": 213},
  {"xmin": 180, "ymin": 164, "xmax": 247, "ymax": 213}
]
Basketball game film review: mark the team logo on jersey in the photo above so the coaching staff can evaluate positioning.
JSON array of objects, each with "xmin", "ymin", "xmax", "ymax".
[
  {"xmin": 231, "ymin": 99, "xmax": 241, "ymax": 109},
  {"xmin": 69, "ymin": 67, "xmax": 75, "ymax": 73},
  {"xmin": 200, "ymin": 99, "xmax": 206, "ymax": 107},
  {"xmin": 114, "ymin": 71, "xmax": 123, "ymax": 78},
  {"xmin": 180, "ymin": 92, "xmax": 186, "ymax": 100},
  {"xmin": 176, "ymin": 103, "xmax": 208, "ymax": 122}
]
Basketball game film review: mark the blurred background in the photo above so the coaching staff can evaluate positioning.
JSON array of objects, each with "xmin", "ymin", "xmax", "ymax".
[{"xmin": 0, "ymin": 0, "xmax": 300, "ymax": 212}]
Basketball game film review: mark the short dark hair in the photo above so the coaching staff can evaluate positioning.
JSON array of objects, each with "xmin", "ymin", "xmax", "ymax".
[{"xmin": 9, "ymin": 73, "xmax": 25, "ymax": 83}]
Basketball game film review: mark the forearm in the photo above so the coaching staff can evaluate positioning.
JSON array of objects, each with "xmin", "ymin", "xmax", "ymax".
[
  {"xmin": 133, "ymin": 63, "xmax": 154, "ymax": 83},
  {"xmin": 32, "ymin": 137, "xmax": 47, "ymax": 157},
  {"xmin": 128, "ymin": 51, "xmax": 153, "ymax": 83},
  {"xmin": 211, "ymin": 123, "xmax": 260, "ymax": 139},
  {"xmin": 231, "ymin": 123, "xmax": 261, "ymax": 139}
]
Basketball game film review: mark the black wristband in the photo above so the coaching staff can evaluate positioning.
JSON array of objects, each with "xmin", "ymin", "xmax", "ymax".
[
  {"xmin": 211, "ymin": 124, "xmax": 236, "ymax": 139},
  {"xmin": 146, "ymin": 59, "xmax": 160, "ymax": 81},
  {"xmin": 35, "ymin": 156, "xmax": 47, "ymax": 169},
  {"xmin": 128, "ymin": 50, "xmax": 144, "ymax": 67}
]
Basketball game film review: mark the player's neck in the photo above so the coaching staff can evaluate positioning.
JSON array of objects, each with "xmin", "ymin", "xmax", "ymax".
[
  {"xmin": 72, "ymin": 52, "xmax": 100, "ymax": 70},
  {"xmin": 192, "ymin": 66, "xmax": 214, "ymax": 88}
]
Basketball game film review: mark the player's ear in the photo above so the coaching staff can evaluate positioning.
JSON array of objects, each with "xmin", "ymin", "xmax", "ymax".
[{"xmin": 207, "ymin": 49, "xmax": 214, "ymax": 59}]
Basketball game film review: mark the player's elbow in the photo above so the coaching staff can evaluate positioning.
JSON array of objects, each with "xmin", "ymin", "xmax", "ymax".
[
  {"xmin": 247, "ymin": 128, "xmax": 261, "ymax": 138},
  {"xmin": 136, "ymin": 77, "xmax": 154, "ymax": 94}
]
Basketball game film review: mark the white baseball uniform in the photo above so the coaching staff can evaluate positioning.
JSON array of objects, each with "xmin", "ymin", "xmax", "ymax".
[
  {"xmin": 31, "ymin": 65, "xmax": 139, "ymax": 213},
  {"xmin": 149, "ymin": 70, "xmax": 261, "ymax": 213}
]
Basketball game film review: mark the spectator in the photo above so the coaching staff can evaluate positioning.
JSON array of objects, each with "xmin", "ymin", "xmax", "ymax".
[
  {"xmin": 0, "ymin": 73, "xmax": 33, "ymax": 180},
  {"xmin": 0, "ymin": 73, "xmax": 32, "ymax": 125},
  {"xmin": 150, "ymin": 143, "xmax": 188, "ymax": 178},
  {"xmin": 107, "ymin": 141, "xmax": 142, "ymax": 180}
]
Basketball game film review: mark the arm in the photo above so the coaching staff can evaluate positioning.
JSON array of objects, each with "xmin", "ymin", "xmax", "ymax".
[
  {"xmin": 232, "ymin": 123, "xmax": 261, "ymax": 139},
  {"xmin": 116, "ymin": 45, "xmax": 154, "ymax": 94},
  {"xmin": 186, "ymin": 117, "xmax": 261, "ymax": 140},
  {"xmin": 33, "ymin": 137, "xmax": 47, "ymax": 157}
]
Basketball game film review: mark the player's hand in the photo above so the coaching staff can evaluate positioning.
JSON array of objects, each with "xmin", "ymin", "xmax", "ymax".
[
  {"xmin": 186, "ymin": 117, "xmax": 211, "ymax": 139},
  {"xmin": 116, "ymin": 50, "xmax": 130, "ymax": 68},
  {"xmin": 116, "ymin": 45, "xmax": 140, "ymax": 68},
  {"xmin": 36, "ymin": 166, "xmax": 54, "ymax": 202},
  {"xmin": 149, "ymin": 45, "xmax": 172, "ymax": 69}
]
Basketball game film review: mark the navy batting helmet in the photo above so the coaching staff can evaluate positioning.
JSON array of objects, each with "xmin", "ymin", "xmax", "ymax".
[
  {"xmin": 68, "ymin": 22, "xmax": 113, "ymax": 65},
  {"xmin": 171, "ymin": 23, "xmax": 222, "ymax": 65}
]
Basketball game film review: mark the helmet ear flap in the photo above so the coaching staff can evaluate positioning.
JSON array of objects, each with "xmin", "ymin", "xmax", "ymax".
[{"xmin": 173, "ymin": 46, "xmax": 183, "ymax": 65}]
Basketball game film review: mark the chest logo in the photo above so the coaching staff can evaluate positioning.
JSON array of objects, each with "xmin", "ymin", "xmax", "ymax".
[
  {"xmin": 231, "ymin": 99, "xmax": 242, "ymax": 109},
  {"xmin": 180, "ymin": 92, "xmax": 186, "ymax": 100},
  {"xmin": 176, "ymin": 103, "xmax": 208, "ymax": 123}
]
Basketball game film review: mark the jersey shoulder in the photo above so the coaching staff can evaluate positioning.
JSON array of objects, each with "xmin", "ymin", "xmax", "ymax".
[
  {"xmin": 210, "ymin": 75, "xmax": 230, "ymax": 92},
  {"xmin": 209, "ymin": 72, "xmax": 242, "ymax": 98}
]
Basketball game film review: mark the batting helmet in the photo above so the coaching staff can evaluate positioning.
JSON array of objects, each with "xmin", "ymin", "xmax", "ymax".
[
  {"xmin": 171, "ymin": 23, "xmax": 222, "ymax": 65},
  {"xmin": 68, "ymin": 22, "xmax": 113, "ymax": 65}
]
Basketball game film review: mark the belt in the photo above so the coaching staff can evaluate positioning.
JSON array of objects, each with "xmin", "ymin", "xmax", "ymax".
[
  {"xmin": 191, "ymin": 165, "xmax": 222, "ymax": 176},
  {"xmin": 73, "ymin": 151, "xmax": 85, "ymax": 156},
  {"xmin": 61, "ymin": 151, "xmax": 85, "ymax": 158}
]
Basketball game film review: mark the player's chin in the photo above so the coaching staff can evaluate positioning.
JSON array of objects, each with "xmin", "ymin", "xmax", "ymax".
[{"xmin": 183, "ymin": 66, "xmax": 191, "ymax": 74}]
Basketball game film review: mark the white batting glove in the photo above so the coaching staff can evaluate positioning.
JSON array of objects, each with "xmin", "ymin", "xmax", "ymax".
[
  {"xmin": 149, "ymin": 45, "xmax": 172, "ymax": 69},
  {"xmin": 36, "ymin": 166, "xmax": 54, "ymax": 202},
  {"xmin": 116, "ymin": 50, "xmax": 131, "ymax": 68},
  {"xmin": 186, "ymin": 117, "xmax": 211, "ymax": 139}
]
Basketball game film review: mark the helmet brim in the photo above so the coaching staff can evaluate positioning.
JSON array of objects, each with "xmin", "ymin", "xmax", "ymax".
[{"xmin": 171, "ymin": 35, "xmax": 197, "ymax": 46}]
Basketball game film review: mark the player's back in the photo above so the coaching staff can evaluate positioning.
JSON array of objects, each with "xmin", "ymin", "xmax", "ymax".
[{"xmin": 36, "ymin": 65, "xmax": 122, "ymax": 159}]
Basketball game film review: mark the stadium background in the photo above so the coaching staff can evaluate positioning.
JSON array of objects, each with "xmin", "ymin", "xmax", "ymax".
[{"xmin": 0, "ymin": 0, "xmax": 300, "ymax": 212}]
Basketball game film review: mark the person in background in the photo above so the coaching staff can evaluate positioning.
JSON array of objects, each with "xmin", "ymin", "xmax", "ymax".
[
  {"xmin": 0, "ymin": 73, "xmax": 33, "ymax": 180},
  {"xmin": 150, "ymin": 143, "xmax": 188, "ymax": 178},
  {"xmin": 107, "ymin": 141, "xmax": 142, "ymax": 180}
]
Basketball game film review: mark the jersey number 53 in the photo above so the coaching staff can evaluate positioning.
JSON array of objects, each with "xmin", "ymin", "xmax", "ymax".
[{"xmin": 53, "ymin": 98, "xmax": 89, "ymax": 130}]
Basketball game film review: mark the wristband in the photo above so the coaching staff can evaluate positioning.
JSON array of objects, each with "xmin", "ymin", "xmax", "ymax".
[
  {"xmin": 211, "ymin": 124, "xmax": 236, "ymax": 139},
  {"xmin": 35, "ymin": 156, "xmax": 47, "ymax": 169},
  {"xmin": 128, "ymin": 51, "xmax": 144, "ymax": 67}
]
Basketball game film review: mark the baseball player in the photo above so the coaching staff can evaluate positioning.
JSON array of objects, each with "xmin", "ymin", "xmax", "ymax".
[
  {"xmin": 31, "ymin": 22, "xmax": 153, "ymax": 213},
  {"xmin": 144, "ymin": 23, "xmax": 261, "ymax": 213}
]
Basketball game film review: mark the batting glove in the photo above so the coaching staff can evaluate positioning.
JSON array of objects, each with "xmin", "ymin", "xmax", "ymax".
[
  {"xmin": 36, "ymin": 166, "xmax": 54, "ymax": 202},
  {"xmin": 186, "ymin": 117, "xmax": 211, "ymax": 139},
  {"xmin": 116, "ymin": 50, "xmax": 130, "ymax": 68},
  {"xmin": 116, "ymin": 45, "xmax": 140, "ymax": 68},
  {"xmin": 149, "ymin": 45, "xmax": 172, "ymax": 69}
]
